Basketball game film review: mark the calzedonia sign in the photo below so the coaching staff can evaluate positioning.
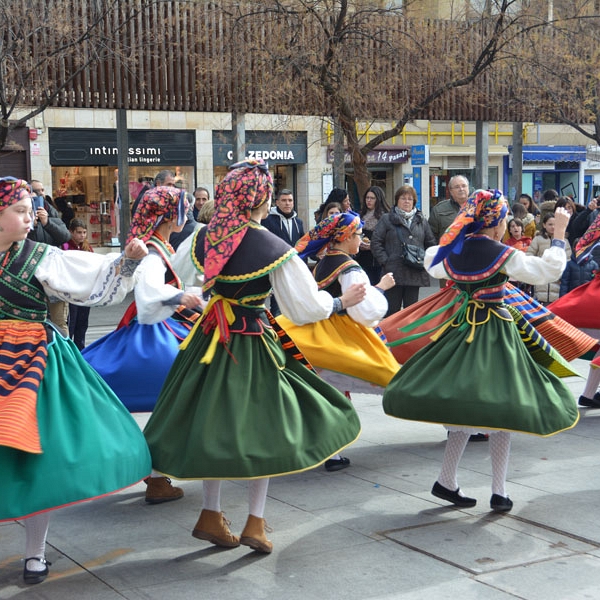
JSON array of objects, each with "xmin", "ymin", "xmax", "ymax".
[
  {"xmin": 48, "ymin": 128, "xmax": 196, "ymax": 166},
  {"xmin": 212, "ymin": 131, "xmax": 307, "ymax": 166}
]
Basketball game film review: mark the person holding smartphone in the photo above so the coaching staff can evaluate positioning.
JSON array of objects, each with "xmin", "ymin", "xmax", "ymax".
[{"xmin": 28, "ymin": 181, "xmax": 71, "ymax": 335}]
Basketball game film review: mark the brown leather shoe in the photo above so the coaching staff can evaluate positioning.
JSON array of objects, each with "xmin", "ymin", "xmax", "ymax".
[
  {"xmin": 192, "ymin": 509, "xmax": 240, "ymax": 548},
  {"xmin": 144, "ymin": 476, "xmax": 184, "ymax": 504},
  {"xmin": 240, "ymin": 514, "xmax": 273, "ymax": 554}
]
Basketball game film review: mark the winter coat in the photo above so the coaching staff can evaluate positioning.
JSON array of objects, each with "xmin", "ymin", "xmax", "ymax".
[
  {"xmin": 261, "ymin": 208, "xmax": 305, "ymax": 247},
  {"xmin": 27, "ymin": 200, "xmax": 70, "ymax": 247},
  {"xmin": 559, "ymin": 255, "xmax": 598, "ymax": 296},
  {"xmin": 526, "ymin": 234, "xmax": 571, "ymax": 303},
  {"xmin": 428, "ymin": 198, "xmax": 462, "ymax": 241},
  {"xmin": 371, "ymin": 207, "xmax": 436, "ymax": 287}
]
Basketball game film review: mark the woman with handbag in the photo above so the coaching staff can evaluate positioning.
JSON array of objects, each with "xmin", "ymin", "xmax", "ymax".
[{"xmin": 371, "ymin": 185, "xmax": 436, "ymax": 315}]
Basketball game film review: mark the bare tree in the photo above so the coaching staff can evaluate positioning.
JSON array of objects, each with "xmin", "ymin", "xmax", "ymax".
[
  {"xmin": 0, "ymin": 0, "xmax": 158, "ymax": 151},
  {"xmin": 508, "ymin": 2, "xmax": 600, "ymax": 147},
  {"xmin": 221, "ymin": 0, "xmax": 531, "ymax": 197}
]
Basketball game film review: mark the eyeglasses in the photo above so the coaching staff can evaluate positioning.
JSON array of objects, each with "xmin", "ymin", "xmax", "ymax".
[{"xmin": 353, "ymin": 232, "xmax": 364, "ymax": 239}]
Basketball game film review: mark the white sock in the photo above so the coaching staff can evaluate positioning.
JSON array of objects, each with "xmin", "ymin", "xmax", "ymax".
[
  {"xmin": 329, "ymin": 453, "xmax": 341, "ymax": 461},
  {"xmin": 149, "ymin": 470, "xmax": 164, "ymax": 478},
  {"xmin": 202, "ymin": 480, "xmax": 222, "ymax": 512},
  {"xmin": 248, "ymin": 479, "xmax": 269, "ymax": 518},
  {"xmin": 490, "ymin": 431, "xmax": 511, "ymax": 497},
  {"xmin": 24, "ymin": 513, "xmax": 50, "ymax": 570},
  {"xmin": 582, "ymin": 363, "xmax": 600, "ymax": 399},
  {"xmin": 438, "ymin": 430, "xmax": 469, "ymax": 492}
]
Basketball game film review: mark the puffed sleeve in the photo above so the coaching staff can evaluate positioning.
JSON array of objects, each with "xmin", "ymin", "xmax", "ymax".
[
  {"xmin": 424, "ymin": 245, "xmax": 448, "ymax": 279},
  {"xmin": 270, "ymin": 255, "xmax": 335, "ymax": 325},
  {"xmin": 423, "ymin": 243, "xmax": 567, "ymax": 286},
  {"xmin": 170, "ymin": 229, "xmax": 204, "ymax": 288},
  {"xmin": 134, "ymin": 252, "xmax": 184, "ymax": 325},
  {"xmin": 503, "ymin": 244, "xmax": 567, "ymax": 284},
  {"xmin": 35, "ymin": 246, "xmax": 140, "ymax": 306},
  {"xmin": 339, "ymin": 269, "xmax": 387, "ymax": 327}
]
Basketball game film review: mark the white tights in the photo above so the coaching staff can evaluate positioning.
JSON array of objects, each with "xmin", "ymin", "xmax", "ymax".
[
  {"xmin": 24, "ymin": 513, "xmax": 50, "ymax": 569},
  {"xmin": 203, "ymin": 478, "xmax": 270, "ymax": 518},
  {"xmin": 582, "ymin": 363, "xmax": 600, "ymax": 399},
  {"xmin": 438, "ymin": 430, "xmax": 511, "ymax": 497}
]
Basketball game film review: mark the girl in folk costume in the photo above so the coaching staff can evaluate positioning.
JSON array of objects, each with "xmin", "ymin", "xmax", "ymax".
[
  {"xmin": 143, "ymin": 159, "xmax": 365, "ymax": 554},
  {"xmin": 276, "ymin": 212, "xmax": 398, "ymax": 469},
  {"xmin": 549, "ymin": 214, "xmax": 600, "ymax": 408},
  {"xmin": 383, "ymin": 190, "xmax": 579, "ymax": 513},
  {"xmin": 0, "ymin": 178, "xmax": 151, "ymax": 585},
  {"xmin": 82, "ymin": 186, "xmax": 203, "ymax": 504}
]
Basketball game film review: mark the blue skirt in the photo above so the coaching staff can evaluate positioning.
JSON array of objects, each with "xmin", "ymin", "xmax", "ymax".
[{"xmin": 82, "ymin": 317, "xmax": 192, "ymax": 412}]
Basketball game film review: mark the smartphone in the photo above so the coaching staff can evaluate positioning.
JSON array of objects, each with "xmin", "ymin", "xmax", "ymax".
[{"xmin": 32, "ymin": 195, "xmax": 45, "ymax": 211}]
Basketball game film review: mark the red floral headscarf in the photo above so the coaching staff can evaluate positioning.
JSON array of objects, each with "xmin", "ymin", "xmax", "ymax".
[
  {"xmin": 127, "ymin": 186, "xmax": 186, "ymax": 244},
  {"xmin": 296, "ymin": 212, "xmax": 363, "ymax": 260},
  {"xmin": 203, "ymin": 159, "xmax": 273, "ymax": 293},
  {"xmin": 0, "ymin": 177, "xmax": 31, "ymax": 211},
  {"xmin": 431, "ymin": 189, "xmax": 508, "ymax": 266}
]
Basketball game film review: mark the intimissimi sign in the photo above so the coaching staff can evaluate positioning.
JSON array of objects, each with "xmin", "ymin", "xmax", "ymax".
[{"xmin": 49, "ymin": 128, "xmax": 196, "ymax": 166}]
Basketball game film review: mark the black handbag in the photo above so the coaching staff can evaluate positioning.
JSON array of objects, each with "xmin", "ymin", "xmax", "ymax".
[{"xmin": 394, "ymin": 225, "xmax": 425, "ymax": 270}]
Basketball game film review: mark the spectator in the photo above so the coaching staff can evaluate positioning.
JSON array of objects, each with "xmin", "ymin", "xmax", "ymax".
[
  {"xmin": 193, "ymin": 187, "xmax": 210, "ymax": 221},
  {"xmin": 428, "ymin": 175, "xmax": 470, "ymax": 287},
  {"xmin": 62, "ymin": 218, "xmax": 94, "ymax": 349},
  {"xmin": 262, "ymin": 189, "xmax": 305, "ymax": 316},
  {"xmin": 527, "ymin": 212, "xmax": 571, "ymax": 304},
  {"xmin": 131, "ymin": 170, "xmax": 175, "ymax": 216},
  {"xmin": 371, "ymin": 185, "xmax": 436, "ymax": 314},
  {"xmin": 356, "ymin": 185, "xmax": 390, "ymax": 285},
  {"xmin": 28, "ymin": 180, "xmax": 71, "ymax": 335},
  {"xmin": 314, "ymin": 187, "xmax": 350, "ymax": 222}
]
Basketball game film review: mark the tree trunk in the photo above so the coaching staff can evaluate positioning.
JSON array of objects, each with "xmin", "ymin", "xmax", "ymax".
[{"xmin": 338, "ymin": 110, "xmax": 370, "ymax": 201}]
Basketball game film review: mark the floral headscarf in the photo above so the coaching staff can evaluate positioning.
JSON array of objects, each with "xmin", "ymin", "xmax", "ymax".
[
  {"xmin": 127, "ymin": 186, "xmax": 186, "ymax": 244},
  {"xmin": 203, "ymin": 159, "xmax": 273, "ymax": 293},
  {"xmin": 431, "ymin": 189, "xmax": 508, "ymax": 267},
  {"xmin": 0, "ymin": 177, "xmax": 31, "ymax": 211},
  {"xmin": 296, "ymin": 211, "xmax": 363, "ymax": 261},
  {"xmin": 575, "ymin": 211, "xmax": 600, "ymax": 263}
]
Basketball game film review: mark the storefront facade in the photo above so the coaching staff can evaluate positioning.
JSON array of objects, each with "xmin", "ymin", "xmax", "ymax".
[{"xmin": 48, "ymin": 127, "xmax": 196, "ymax": 246}]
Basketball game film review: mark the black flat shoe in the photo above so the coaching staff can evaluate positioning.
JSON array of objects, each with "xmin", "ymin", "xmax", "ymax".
[
  {"xmin": 469, "ymin": 433, "xmax": 489, "ymax": 442},
  {"xmin": 490, "ymin": 494, "xmax": 513, "ymax": 512},
  {"xmin": 431, "ymin": 481, "xmax": 476, "ymax": 507},
  {"xmin": 23, "ymin": 557, "xmax": 50, "ymax": 585},
  {"xmin": 325, "ymin": 457, "xmax": 350, "ymax": 472},
  {"xmin": 580, "ymin": 394, "xmax": 600, "ymax": 408}
]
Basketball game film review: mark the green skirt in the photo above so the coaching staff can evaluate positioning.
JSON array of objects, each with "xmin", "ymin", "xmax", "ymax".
[
  {"xmin": 383, "ymin": 307, "xmax": 579, "ymax": 437},
  {"xmin": 144, "ymin": 326, "xmax": 361, "ymax": 479},
  {"xmin": 0, "ymin": 333, "xmax": 152, "ymax": 521}
]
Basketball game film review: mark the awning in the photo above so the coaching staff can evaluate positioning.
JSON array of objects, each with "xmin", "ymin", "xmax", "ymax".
[{"xmin": 510, "ymin": 145, "xmax": 587, "ymax": 162}]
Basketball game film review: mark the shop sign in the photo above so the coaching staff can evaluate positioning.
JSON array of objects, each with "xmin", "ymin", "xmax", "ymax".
[
  {"xmin": 411, "ymin": 145, "xmax": 429, "ymax": 165},
  {"xmin": 326, "ymin": 146, "xmax": 409, "ymax": 164},
  {"xmin": 49, "ymin": 128, "xmax": 196, "ymax": 166},
  {"xmin": 212, "ymin": 131, "xmax": 307, "ymax": 166}
]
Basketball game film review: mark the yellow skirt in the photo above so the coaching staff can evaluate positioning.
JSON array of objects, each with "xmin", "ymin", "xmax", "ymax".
[{"xmin": 276, "ymin": 313, "xmax": 399, "ymax": 388}]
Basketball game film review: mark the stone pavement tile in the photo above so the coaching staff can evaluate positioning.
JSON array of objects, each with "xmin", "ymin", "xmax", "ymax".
[
  {"xmin": 0, "ymin": 522, "xmax": 122, "ymax": 599},
  {"xmin": 477, "ymin": 553, "xmax": 600, "ymax": 600},
  {"xmin": 117, "ymin": 537, "xmax": 490, "ymax": 600},
  {"xmin": 384, "ymin": 513, "xmax": 596, "ymax": 575}
]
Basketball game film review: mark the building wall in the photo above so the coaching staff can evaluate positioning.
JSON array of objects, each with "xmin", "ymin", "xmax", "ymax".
[{"xmin": 20, "ymin": 107, "xmax": 599, "ymax": 226}]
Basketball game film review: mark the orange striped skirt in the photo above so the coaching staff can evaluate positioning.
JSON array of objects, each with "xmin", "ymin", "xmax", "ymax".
[{"xmin": 0, "ymin": 320, "xmax": 48, "ymax": 454}]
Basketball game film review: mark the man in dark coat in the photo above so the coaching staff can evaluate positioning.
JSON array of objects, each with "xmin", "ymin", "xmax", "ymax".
[
  {"xmin": 29, "ymin": 179, "xmax": 71, "ymax": 335},
  {"xmin": 261, "ymin": 189, "xmax": 305, "ymax": 315}
]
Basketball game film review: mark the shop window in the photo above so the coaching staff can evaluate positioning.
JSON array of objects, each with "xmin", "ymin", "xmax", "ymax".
[{"xmin": 51, "ymin": 165, "xmax": 195, "ymax": 247}]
